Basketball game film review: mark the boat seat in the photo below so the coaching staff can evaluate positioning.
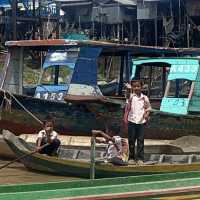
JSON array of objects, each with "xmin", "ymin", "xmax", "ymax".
[
  {"xmin": 188, "ymin": 154, "xmax": 194, "ymax": 164},
  {"xmin": 158, "ymin": 154, "xmax": 165, "ymax": 163},
  {"xmin": 100, "ymin": 152, "xmax": 105, "ymax": 158},
  {"xmin": 72, "ymin": 150, "xmax": 80, "ymax": 159}
]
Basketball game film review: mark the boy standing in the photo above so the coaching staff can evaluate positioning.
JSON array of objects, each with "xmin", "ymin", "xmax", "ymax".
[
  {"xmin": 125, "ymin": 80, "xmax": 151, "ymax": 164},
  {"xmin": 36, "ymin": 116, "xmax": 61, "ymax": 156}
]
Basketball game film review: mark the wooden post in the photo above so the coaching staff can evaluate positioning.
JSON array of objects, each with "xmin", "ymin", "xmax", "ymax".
[
  {"xmin": 137, "ymin": 19, "xmax": 141, "ymax": 45},
  {"xmin": 154, "ymin": 18, "xmax": 158, "ymax": 46},
  {"xmin": 90, "ymin": 136, "xmax": 96, "ymax": 179},
  {"xmin": 125, "ymin": 52, "xmax": 131, "ymax": 82},
  {"xmin": 154, "ymin": 3, "xmax": 158, "ymax": 46},
  {"xmin": 11, "ymin": 0, "xmax": 17, "ymax": 40},
  {"xmin": 175, "ymin": 79, "xmax": 179, "ymax": 98},
  {"xmin": 18, "ymin": 47, "xmax": 24, "ymax": 95},
  {"xmin": 118, "ymin": 55, "xmax": 125, "ymax": 95},
  {"xmin": 38, "ymin": 0, "xmax": 43, "ymax": 39},
  {"xmin": 130, "ymin": 21, "xmax": 133, "ymax": 42},
  {"xmin": 104, "ymin": 57, "xmax": 107, "ymax": 79},
  {"xmin": 33, "ymin": 0, "xmax": 36, "ymax": 39},
  {"xmin": 187, "ymin": 16, "xmax": 190, "ymax": 48},
  {"xmin": 148, "ymin": 66, "xmax": 152, "ymax": 97},
  {"xmin": 56, "ymin": 2, "xmax": 61, "ymax": 39},
  {"xmin": 178, "ymin": 0, "xmax": 181, "ymax": 32},
  {"xmin": 164, "ymin": 81, "xmax": 170, "ymax": 97},
  {"xmin": 162, "ymin": 67, "xmax": 166, "ymax": 96}
]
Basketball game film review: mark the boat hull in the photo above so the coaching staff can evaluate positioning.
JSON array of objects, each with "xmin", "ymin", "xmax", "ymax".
[{"xmin": 4, "ymin": 131, "xmax": 200, "ymax": 178}]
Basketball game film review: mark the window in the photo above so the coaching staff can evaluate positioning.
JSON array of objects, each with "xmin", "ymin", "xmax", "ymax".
[
  {"xmin": 136, "ymin": 65, "xmax": 169, "ymax": 98},
  {"xmin": 40, "ymin": 65, "xmax": 73, "ymax": 85},
  {"xmin": 167, "ymin": 79, "xmax": 192, "ymax": 98}
]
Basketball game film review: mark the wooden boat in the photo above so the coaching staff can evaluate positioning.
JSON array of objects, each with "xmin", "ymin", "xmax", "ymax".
[
  {"xmin": 1, "ymin": 39, "xmax": 200, "ymax": 139},
  {"xmin": 1, "ymin": 171, "xmax": 200, "ymax": 200},
  {"xmin": 4, "ymin": 130, "xmax": 200, "ymax": 178},
  {"xmin": 0, "ymin": 39, "xmax": 172, "ymax": 138}
]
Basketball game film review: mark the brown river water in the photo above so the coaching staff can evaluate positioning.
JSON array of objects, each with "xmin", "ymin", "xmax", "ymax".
[{"xmin": 0, "ymin": 159, "xmax": 82, "ymax": 185}]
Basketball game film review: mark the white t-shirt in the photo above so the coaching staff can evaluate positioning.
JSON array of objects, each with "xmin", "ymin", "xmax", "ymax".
[
  {"xmin": 128, "ymin": 93, "xmax": 151, "ymax": 124},
  {"xmin": 106, "ymin": 136, "xmax": 122, "ymax": 159},
  {"xmin": 37, "ymin": 130, "xmax": 58, "ymax": 140}
]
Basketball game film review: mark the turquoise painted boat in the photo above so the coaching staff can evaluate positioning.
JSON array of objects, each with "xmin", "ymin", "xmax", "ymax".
[
  {"xmin": 131, "ymin": 57, "xmax": 200, "ymax": 139},
  {"xmin": 3, "ymin": 131, "xmax": 200, "ymax": 179},
  {"xmin": 1, "ymin": 171, "xmax": 200, "ymax": 199}
]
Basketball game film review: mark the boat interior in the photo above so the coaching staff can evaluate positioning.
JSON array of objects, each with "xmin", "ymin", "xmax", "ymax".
[{"xmin": 8, "ymin": 131, "xmax": 200, "ymax": 166}]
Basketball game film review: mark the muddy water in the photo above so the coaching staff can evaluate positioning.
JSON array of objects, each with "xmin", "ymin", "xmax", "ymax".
[{"xmin": 0, "ymin": 159, "xmax": 83, "ymax": 185}]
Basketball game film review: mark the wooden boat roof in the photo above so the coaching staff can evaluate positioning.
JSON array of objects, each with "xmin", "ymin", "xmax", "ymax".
[{"xmin": 5, "ymin": 39, "xmax": 200, "ymax": 56}]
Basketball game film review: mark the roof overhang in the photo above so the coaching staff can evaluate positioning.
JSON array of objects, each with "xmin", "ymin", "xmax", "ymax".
[{"xmin": 5, "ymin": 39, "xmax": 200, "ymax": 57}]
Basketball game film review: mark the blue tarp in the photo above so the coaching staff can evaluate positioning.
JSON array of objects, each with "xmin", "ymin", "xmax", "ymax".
[{"xmin": 71, "ymin": 47, "xmax": 102, "ymax": 85}]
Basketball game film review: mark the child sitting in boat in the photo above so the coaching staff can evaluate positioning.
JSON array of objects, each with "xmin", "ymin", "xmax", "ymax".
[
  {"xmin": 36, "ymin": 116, "xmax": 61, "ymax": 156},
  {"xmin": 92, "ymin": 125, "xmax": 129, "ymax": 166}
]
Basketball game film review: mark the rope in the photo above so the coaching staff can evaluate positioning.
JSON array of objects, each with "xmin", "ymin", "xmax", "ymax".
[
  {"xmin": 0, "ymin": 143, "xmax": 49, "ymax": 170},
  {"xmin": 0, "ymin": 89, "xmax": 43, "ymax": 125},
  {"xmin": 0, "ymin": 91, "xmax": 11, "ymax": 120},
  {"xmin": 0, "ymin": 94, "xmax": 5, "ymax": 120}
]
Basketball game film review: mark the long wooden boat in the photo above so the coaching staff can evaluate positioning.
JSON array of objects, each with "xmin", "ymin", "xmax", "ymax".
[
  {"xmin": 1, "ymin": 40, "xmax": 200, "ymax": 139},
  {"xmin": 4, "ymin": 131, "xmax": 200, "ymax": 178},
  {"xmin": 1, "ymin": 171, "xmax": 200, "ymax": 200}
]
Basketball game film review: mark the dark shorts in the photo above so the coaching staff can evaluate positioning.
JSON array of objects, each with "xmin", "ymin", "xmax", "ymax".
[
  {"xmin": 108, "ymin": 157, "xmax": 128, "ymax": 166},
  {"xmin": 37, "ymin": 138, "xmax": 61, "ymax": 156}
]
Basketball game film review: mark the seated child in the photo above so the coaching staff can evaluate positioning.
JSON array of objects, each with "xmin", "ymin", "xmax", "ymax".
[
  {"xmin": 36, "ymin": 116, "xmax": 61, "ymax": 156},
  {"xmin": 92, "ymin": 125, "xmax": 129, "ymax": 165}
]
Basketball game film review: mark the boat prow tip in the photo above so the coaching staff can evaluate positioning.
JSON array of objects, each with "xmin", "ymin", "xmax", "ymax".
[{"xmin": 2, "ymin": 130, "xmax": 15, "ymax": 141}]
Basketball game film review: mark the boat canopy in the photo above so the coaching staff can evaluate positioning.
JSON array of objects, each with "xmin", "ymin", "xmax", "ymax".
[
  {"xmin": 132, "ymin": 58, "xmax": 200, "ymax": 115},
  {"xmin": 131, "ymin": 58, "xmax": 171, "ymax": 79},
  {"xmin": 167, "ymin": 59, "xmax": 199, "ymax": 81},
  {"xmin": 160, "ymin": 58, "xmax": 200, "ymax": 115},
  {"xmin": 131, "ymin": 58, "xmax": 199, "ymax": 80}
]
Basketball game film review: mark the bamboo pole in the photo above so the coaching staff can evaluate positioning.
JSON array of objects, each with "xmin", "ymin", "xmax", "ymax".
[{"xmin": 90, "ymin": 135, "xmax": 96, "ymax": 179}]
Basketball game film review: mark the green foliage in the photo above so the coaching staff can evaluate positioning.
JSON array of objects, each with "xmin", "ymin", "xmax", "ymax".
[{"xmin": 23, "ymin": 67, "xmax": 40, "ymax": 86}]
